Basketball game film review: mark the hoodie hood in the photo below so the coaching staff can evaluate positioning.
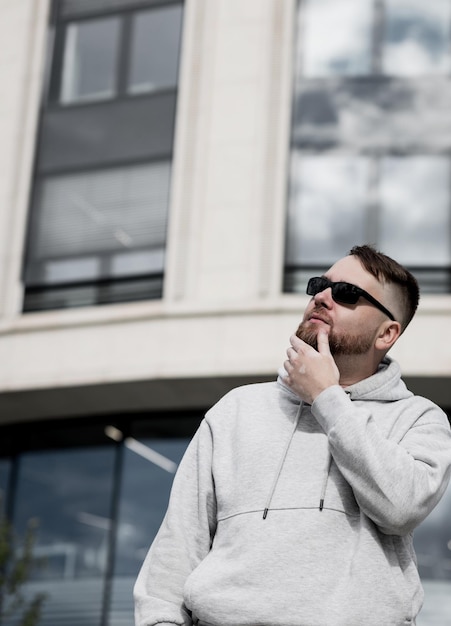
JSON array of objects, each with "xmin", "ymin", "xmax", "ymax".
[
  {"xmin": 277, "ymin": 356, "xmax": 413, "ymax": 403},
  {"xmin": 344, "ymin": 357, "xmax": 412, "ymax": 402}
]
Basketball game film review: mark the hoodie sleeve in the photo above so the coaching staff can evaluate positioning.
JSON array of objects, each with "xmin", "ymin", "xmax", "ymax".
[
  {"xmin": 311, "ymin": 386, "xmax": 451, "ymax": 536},
  {"xmin": 134, "ymin": 419, "xmax": 217, "ymax": 626}
]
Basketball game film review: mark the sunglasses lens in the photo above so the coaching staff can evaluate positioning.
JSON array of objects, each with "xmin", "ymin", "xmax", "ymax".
[
  {"xmin": 307, "ymin": 278, "xmax": 360, "ymax": 304},
  {"xmin": 306, "ymin": 278, "xmax": 360, "ymax": 304},
  {"xmin": 333, "ymin": 283, "xmax": 359, "ymax": 304},
  {"xmin": 306, "ymin": 277, "xmax": 329, "ymax": 296}
]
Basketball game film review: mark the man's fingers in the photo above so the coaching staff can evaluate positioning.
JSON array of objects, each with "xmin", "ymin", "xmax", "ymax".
[
  {"xmin": 290, "ymin": 334, "xmax": 303, "ymax": 350},
  {"xmin": 316, "ymin": 329, "xmax": 331, "ymax": 355}
]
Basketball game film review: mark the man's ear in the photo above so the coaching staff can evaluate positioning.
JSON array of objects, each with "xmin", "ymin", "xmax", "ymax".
[{"xmin": 375, "ymin": 321, "xmax": 402, "ymax": 352}]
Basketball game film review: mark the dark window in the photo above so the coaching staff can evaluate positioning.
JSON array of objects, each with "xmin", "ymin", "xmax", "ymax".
[
  {"xmin": 23, "ymin": 0, "xmax": 184, "ymax": 312},
  {"xmin": 13, "ymin": 447, "xmax": 115, "ymax": 625},
  {"xmin": 24, "ymin": 161, "xmax": 170, "ymax": 310},
  {"xmin": 108, "ymin": 433, "xmax": 188, "ymax": 623},
  {"xmin": 127, "ymin": 5, "xmax": 183, "ymax": 95},
  {"xmin": 0, "ymin": 459, "xmax": 11, "ymax": 515},
  {"xmin": 60, "ymin": 16, "xmax": 121, "ymax": 104},
  {"xmin": 286, "ymin": 0, "xmax": 451, "ymax": 294},
  {"xmin": 1, "ymin": 412, "xmax": 202, "ymax": 626}
]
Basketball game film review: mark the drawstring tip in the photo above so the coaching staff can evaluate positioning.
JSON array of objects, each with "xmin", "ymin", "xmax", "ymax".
[
  {"xmin": 263, "ymin": 508, "xmax": 268, "ymax": 520},
  {"xmin": 319, "ymin": 499, "xmax": 324, "ymax": 511}
]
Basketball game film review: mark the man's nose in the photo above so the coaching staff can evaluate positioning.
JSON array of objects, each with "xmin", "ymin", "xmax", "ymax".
[{"xmin": 313, "ymin": 287, "xmax": 333, "ymax": 308}]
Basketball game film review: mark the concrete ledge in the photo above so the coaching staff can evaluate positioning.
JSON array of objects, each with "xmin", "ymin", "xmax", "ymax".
[
  {"xmin": 0, "ymin": 373, "xmax": 449, "ymax": 426},
  {"xmin": 0, "ymin": 374, "xmax": 274, "ymax": 425}
]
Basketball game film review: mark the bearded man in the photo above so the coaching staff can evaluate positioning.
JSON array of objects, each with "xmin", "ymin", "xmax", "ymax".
[{"xmin": 135, "ymin": 245, "xmax": 451, "ymax": 626}]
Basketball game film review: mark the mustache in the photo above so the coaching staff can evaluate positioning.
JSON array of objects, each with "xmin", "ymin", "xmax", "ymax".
[{"xmin": 307, "ymin": 307, "xmax": 332, "ymax": 325}]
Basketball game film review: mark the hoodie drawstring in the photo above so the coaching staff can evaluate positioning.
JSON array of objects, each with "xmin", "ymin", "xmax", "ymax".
[
  {"xmin": 262, "ymin": 403, "xmax": 334, "ymax": 518},
  {"xmin": 263, "ymin": 404, "xmax": 302, "ymax": 519},
  {"xmin": 319, "ymin": 452, "xmax": 332, "ymax": 511}
]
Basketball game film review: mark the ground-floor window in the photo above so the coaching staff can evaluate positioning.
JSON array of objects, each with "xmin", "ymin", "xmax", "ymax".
[{"xmin": 0, "ymin": 413, "xmax": 201, "ymax": 626}]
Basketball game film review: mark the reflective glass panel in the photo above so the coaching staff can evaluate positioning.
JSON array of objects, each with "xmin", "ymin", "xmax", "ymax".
[
  {"xmin": 61, "ymin": 17, "xmax": 120, "ymax": 104},
  {"xmin": 26, "ymin": 161, "xmax": 170, "ymax": 286},
  {"xmin": 382, "ymin": 0, "xmax": 451, "ymax": 76},
  {"xmin": 13, "ymin": 447, "xmax": 115, "ymax": 626},
  {"xmin": 300, "ymin": 0, "xmax": 373, "ymax": 77},
  {"xmin": 128, "ymin": 5, "xmax": 183, "ymax": 94},
  {"xmin": 379, "ymin": 157, "xmax": 450, "ymax": 267},
  {"xmin": 414, "ymin": 484, "xmax": 451, "ymax": 626},
  {"xmin": 0, "ymin": 459, "xmax": 10, "ymax": 515},
  {"xmin": 108, "ymin": 436, "xmax": 189, "ymax": 626},
  {"xmin": 286, "ymin": 153, "xmax": 369, "ymax": 267}
]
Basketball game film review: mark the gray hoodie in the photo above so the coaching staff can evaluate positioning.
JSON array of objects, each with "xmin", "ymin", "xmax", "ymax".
[{"xmin": 134, "ymin": 357, "xmax": 451, "ymax": 626}]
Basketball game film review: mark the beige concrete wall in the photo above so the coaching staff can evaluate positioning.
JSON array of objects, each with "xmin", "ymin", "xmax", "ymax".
[
  {"xmin": 165, "ymin": 0, "xmax": 293, "ymax": 303},
  {"xmin": 0, "ymin": 0, "xmax": 50, "ymax": 320},
  {"xmin": 0, "ymin": 294, "xmax": 450, "ymax": 389}
]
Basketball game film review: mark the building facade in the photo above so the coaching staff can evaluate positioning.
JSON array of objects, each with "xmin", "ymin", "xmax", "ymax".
[{"xmin": 0, "ymin": 0, "xmax": 450, "ymax": 624}]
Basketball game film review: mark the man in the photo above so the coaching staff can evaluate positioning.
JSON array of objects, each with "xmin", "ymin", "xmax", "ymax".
[{"xmin": 134, "ymin": 245, "xmax": 451, "ymax": 626}]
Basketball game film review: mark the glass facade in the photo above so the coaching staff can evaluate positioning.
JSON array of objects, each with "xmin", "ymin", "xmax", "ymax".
[
  {"xmin": 61, "ymin": 16, "xmax": 121, "ymax": 104},
  {"xmin": 416, "ymin": 485, "xmax": 451, "ymax": 626},
  {"xmin": 14, "ymin": 447, "xmax": 115, "ymax": 625},
  {"xmin": 0, "ymin": 459, "xmax": 10, "ymax": 515},
  {"xmin": 23, "ymin": 0, "xmax": 184, "ymax": 312},
  {"xmin": 285, "ymin": 154, "xmax": 369, "ymax": 280},
  {"xmin": 24, "ymin": 162, "xmax": 171, "ymax": 310},
  {"xmin": 286, "ymin": 0, "xmax": 451, "ymax": 294},
  {"xmin": 382, "ymin": 1, "xmax": 451, "ymax": 76},
  {"xmin": 378, "ymin": 156, "xmax": 450, "ymax": 266},
  {"xmin": 127, "ymin": 5, "xmax": 183, "ymax": 95},
  {"xmin": 301, "ymin": 0, "xmax": 374, "ymax": 77},
  {"xmin": 0, "ymin": 414, "xmax": 201, "ymax": 626},
  {"xmin": 108, "ymin": 436, "xmax": 188, "ymax": 625}
]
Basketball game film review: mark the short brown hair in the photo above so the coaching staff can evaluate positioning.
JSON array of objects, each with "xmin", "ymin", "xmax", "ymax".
[{"xmin": 349, "ymin": 245, "xmax": 419, "ymax": 332}]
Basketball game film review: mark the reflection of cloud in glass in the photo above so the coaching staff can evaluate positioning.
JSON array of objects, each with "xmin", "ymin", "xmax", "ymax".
[
  {"xmin": 384, "ymin": 40, "xmax": 448, "ymax": 76},
  {"xmin": 125, "ymin": 438, "xmax": 177, "ymax": 474},
  {"xmin": 301, "ymin": 0, "xmax": 373, "ymax": 77},
  {"xmin": 379, "ymin": 157, "xmax": 450, "ymax": 265},
  {"xmin": 383, "ymin": 0, "xmax": 451, "ymax": 76},
  {"xmin": 293, "ymin": 79, "xmax": 451, "ymax": 153},
  {"xmin": 287, "ymin": 153, "xmax": 368, "ymax": 264},
  {"xmin": 113, "ymin": 438, "xmax": 188, "ymax": 576}
]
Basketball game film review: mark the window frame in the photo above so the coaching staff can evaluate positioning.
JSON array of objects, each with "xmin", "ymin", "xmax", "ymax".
[
  {"xmin": 22, "ymin": 0, "xmax": 184, "ymax": 312},
  {"xmin": 285, "ymin": 0, "xmax": 451, "ymax": 295},
  {"xmin": 48, "ymin": 0, "xmax": 183, "ymax": 107}
]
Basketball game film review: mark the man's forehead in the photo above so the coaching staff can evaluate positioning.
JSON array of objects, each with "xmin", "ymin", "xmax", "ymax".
[{"xmin": 325, "ymin": 255, "xmax": 378, "ymax": 289}]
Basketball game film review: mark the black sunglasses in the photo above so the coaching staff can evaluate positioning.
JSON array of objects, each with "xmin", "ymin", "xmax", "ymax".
[{"xmin": 306, "ymin": 276, "xmax": 396, "ymax": 321}]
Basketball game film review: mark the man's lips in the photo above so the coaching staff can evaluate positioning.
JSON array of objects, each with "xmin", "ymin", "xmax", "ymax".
[{"xmin": 308, "ymin": 313, "xmax": 331, "ymax": 325}]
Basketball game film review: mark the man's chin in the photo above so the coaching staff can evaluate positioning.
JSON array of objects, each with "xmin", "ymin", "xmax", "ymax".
[
  {"xmin": 295, "ymin": 323, "xmax": 319, "ymax": 350},
  {"xmin": 296, "ymin": 321, "xmax": 374, "ymax": 357}
]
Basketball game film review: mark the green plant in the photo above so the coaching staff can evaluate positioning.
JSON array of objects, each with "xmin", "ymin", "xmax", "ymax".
[{"xmin": 0, "ymin": 516, "xmax": 46, "ymax": 626}]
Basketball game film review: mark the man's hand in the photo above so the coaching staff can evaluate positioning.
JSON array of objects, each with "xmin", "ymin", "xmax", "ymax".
[{"xmin": 283, "ymin": 329, "xmax": 340, "ymax": 404}]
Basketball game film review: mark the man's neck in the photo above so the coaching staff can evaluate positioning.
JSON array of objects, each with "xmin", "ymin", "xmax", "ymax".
[{"xmin": 334, "ymin": 353, "xmax": 381, "ymax": 388}]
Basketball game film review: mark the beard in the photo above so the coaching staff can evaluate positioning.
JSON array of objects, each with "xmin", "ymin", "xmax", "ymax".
[{"xmin": 296, "ymin": 319, "xmax": 374, "ymax": 356}]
